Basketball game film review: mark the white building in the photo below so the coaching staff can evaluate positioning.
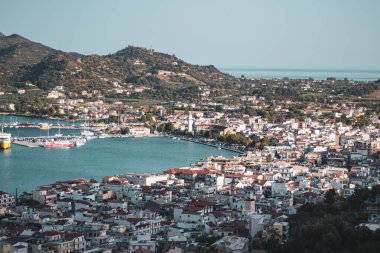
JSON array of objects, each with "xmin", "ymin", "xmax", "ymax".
[
  {"xmin": 128, "ymin": 234, "xmax": 156, "ymax": 253},
  {"xmin": 211, "ymin": 236, "xmax": 249, "ymax": 253},
  {"xmin": 119, "ymin": 173, "xmax": 169, "ymax": 186},
  {"xmin": 0, "ymin": 191, "xmax": 15, "ymax": 208}
]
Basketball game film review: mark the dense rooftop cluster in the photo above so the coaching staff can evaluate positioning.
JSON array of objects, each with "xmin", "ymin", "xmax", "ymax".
[
  {"xmin": 1, "ymin": 32, "xmax": 380, "ymax": 253},
  {"xmin": 2, "ymin": 111, "xmax": 380, "ymax": 252}
]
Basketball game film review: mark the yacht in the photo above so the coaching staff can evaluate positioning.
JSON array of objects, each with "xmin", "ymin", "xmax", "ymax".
[{"xmin": 81, "ymin": 130, "xmax": 95, "ymax": 139}]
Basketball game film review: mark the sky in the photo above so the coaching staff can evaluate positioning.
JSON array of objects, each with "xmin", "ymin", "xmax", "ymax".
[{"xmin": 0, "ymin": 0, "xmax": 379, "ymax": 70}]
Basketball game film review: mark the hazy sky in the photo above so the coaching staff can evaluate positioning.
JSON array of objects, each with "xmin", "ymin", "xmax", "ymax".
[{"xmin": 0, "ymin": 0, "xmax": 379, "ymax": 70}]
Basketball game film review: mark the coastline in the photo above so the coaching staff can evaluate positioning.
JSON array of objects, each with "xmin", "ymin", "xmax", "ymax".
[
  {"xmin": 1, "ymin": 136, "xmax": 237, "ymax": 193},
  {"xmin": 0, "ymin": 112, "xmax": 85, "ymax": 123},
  {"xmin": 220, "ymin": 68, "xmax": 380, "ymax": 81},
  {"xmin": 2, "ymin": 114, "xmax": 243, "ymax": 154},
  {"xmin": 164, "ymin": 134, "xmax": 244, "ymax": 154}
]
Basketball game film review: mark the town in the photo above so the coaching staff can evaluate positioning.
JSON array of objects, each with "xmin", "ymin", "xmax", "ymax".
[
  {"xmin": 1, "ymin": 1, "xmax": 380, "ymax": 252},
  {"xmin": 1, "ymin": 101, "xmax": 380, "ymax": 252}
]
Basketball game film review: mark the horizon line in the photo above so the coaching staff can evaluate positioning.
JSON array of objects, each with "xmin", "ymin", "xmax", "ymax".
[
  {"xmin": 218, "ymin": 67, "xmax": 380, "ymax": 73},
  {"xmin": 2, "ymin": 32, "xmax": 379, "ymax": 73}
]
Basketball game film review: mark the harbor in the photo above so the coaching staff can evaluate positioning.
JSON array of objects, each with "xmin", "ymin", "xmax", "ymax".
[
  {"xmin": 11, "ymin": 133, "xmax": 163, "ymax": 148},
  {"xmin": 1, "ymin": 117, "xmax": 163, "ymax": 149},
  {"xmin": 0, "ymin": 136, "xmax": 237, "ymax": 193},
  {"xmin": 0, "ymin": 114, "xmax": 238, "ymax": 193},
  {"xmin": 1, "ymin": 117, "xmax": 243, "ymax": 152}
]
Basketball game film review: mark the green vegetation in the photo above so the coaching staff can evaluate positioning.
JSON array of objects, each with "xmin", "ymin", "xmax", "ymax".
[
  {"xmin": 157, "ymin": 122, "xmax": 175, "ymax": 132},
  {"xmin": 253, "ymin": 186, "xmax": 380, "ymax": 253},
  {"xmin": 218, "ymin": 132, "xmax": 251, "ymax": 145},
  {"xmin": 2, "ymin": 33, "xmax": 380, "ymax": 117},
  {"xmin": 247, "ymin": 135, "xmax": 271, "ymax": 149}
]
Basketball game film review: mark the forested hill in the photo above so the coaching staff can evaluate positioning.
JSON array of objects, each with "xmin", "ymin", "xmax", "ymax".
[
  {"xmin": 1, "ymin": 32, "xmax": 379, "ymax": 106},
  {"xmin": 0, "ymin": 32, "xmax": 237, "ymax": 95}
]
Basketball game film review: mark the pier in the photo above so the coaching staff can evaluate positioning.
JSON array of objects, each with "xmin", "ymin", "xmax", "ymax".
[
  {"xmin": 1, "ymin": 123, "xmax": 80, "ymax": 130},
  {"xmin": 11, "ymin": 133, "xmax": 162, "ymax": 148},
  {"xmin": 12, "ymin": 136, "xmax": 82, "ymax": 148},
  {"xmin": 12, "ymin": 140, "xmax": 43, "ymax": 148}
]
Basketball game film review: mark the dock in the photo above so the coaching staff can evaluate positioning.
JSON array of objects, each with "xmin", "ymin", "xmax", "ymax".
[
  {"xmin": 12, "ymin": 140, "xmax": 43, "ymax": 148},
  {"xmin": 13, "ymin": 135, "xmax": 80, "ymax": 141},
  {"xmin": 12, "ymin": 135, "xmax": 82, "ymax": 148},
  {"xmin": 1, "ymin": 124, "xmax": 80, "ymax": 130},
  {"xmin": 11, "ymin": 133, "xmax": 162, "ymax": 148}
]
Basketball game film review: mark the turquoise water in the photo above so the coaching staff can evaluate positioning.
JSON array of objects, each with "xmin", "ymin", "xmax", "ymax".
[
  {"xmin": 221, "ymin": 68, "xmax": 380, "ymax": 81},
  {"xmin": 0, "ymin": 129, "xmax": 236, "ymax": 194},
  {"xmin": 1, "ymin": 115, "xmax": 82, "ymax": 127},
  {"xmin": 3, "ymin": 127, "xmax": 81, "ymax": 137}
]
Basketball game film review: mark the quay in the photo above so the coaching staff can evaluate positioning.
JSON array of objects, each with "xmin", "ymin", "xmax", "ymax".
[
  {"xmin": 11, "ymin": 133, "xmax": 163, "ymax": 148},
  {"xmin": 165, "ymin": 135, "xmax": 244, "ymax": 154},
  {"xmin": 1, "ymin": 124, "xmax": 80, "ymax": 130},
  {"xmin": 12, "ymin": 140, "xmax": 43, "ymax": 148},
  {"xmin": 13, "ymin": 135, "xmax": 81, "ymax": 141},
  {"xmin": 12, "ymin": 135, "xmax": 83, "ymax": 148}
]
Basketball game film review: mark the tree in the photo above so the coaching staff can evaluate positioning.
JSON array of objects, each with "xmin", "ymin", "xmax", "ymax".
[
  {"xmin": 204, "ymin": 131, "xmax": 212, "ymax": 139},
  {"xmin": 164, "ymin": 122, "xmax": 175, "ymax": 132},
  {"xmin": 259, "ymin": 136, "xmax": 269, "ymax": 150},
  {"xmin": 215, "ymin": 105, "xmax": 224, "ymax": 112},
  {"xmin": 325, "ymin": 189, "xmax": 336, "ymax": 205}
]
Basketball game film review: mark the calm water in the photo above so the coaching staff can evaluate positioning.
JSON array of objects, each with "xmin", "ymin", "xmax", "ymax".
[
  {"xmin": 0, "ymin": 128, "xmax": 236, "ymax": 194},
  {"xmin": 221, "ymin": 68, "xmax": 380, "ymax": 81},
  {"xmin": 1, "ymin": 114, "xmax": 82, "ymax": 127}
]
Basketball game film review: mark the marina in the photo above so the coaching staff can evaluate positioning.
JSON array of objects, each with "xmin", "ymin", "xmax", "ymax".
[
  {"xmin": 1, "ymin": 115, "xmax": 244, "ymax": 153},
  {"xmin": 0, "ymin": 119, "xmax": 237, "ymax": 193}
]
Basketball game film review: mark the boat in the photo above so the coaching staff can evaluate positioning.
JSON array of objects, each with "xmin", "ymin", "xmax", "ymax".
[
  {"xmin": 75, "ymin": 138, "xmax": 86, "ymax": 147},
  {"xmin": 97, "ymin": 133, "xmax": 108, "ymax": 139},
  {"xmin": 55, "ymin": 120, "xmax": 63, "ymax": 137},
  {"xmin": 81, "ymin": 130, "xmax": 95, "ymax": 137},
  {"xmin": 44, "ymin": 140, "xmax": 75, "ymax": 149},
  {"xmin": 40, "ymin": 123, "xmax": 50, "ymax": 130},
  {"xmin": 81, "ymin": 130, "xmax": 95, "ymax": 140},
  {"xmin": 0, "ymin": 127, "xmax": 11, "ymax": 150}
]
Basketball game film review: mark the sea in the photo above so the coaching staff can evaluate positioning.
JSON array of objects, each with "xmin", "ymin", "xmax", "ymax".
[
  {"xmin": 0, "ymin": 115, "xmax": 237, "ymax": 194},
  {"xmin": 220, "ymin": 68, "xmax": 380, "ymax": 81}
]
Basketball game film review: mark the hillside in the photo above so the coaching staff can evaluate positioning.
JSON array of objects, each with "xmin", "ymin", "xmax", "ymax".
[
  {"xmin": 1, "ymin": 32, "xmax": 378, "ymax": 111},
  {"xmin": 0, "ymin": 33, "xmax": 56, "ymax": 87},
  {"xmin": 0, "ymin": 33, "xmax": 237, "ymax": 101}
]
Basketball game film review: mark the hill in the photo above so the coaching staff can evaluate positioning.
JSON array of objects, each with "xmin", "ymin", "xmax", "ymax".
[
  {"xmin": 0, "ymin": 33, "xmax": 237, "ymax": 101},
  {"xmin": 0, "ymin": 33, "xmax": 56, "ymax": 87}
]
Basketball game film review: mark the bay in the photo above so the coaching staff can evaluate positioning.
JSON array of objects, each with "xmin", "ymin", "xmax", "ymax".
[
  {"xmin": 0, "ymin": 126, "xmax": 237, "ymax": 194},
  {"xmin": 1, "ymin": 114, "xmax": 82, "ymax": 127}
]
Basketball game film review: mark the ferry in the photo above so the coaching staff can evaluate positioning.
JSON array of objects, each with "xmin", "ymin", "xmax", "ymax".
[
  {"xmin": 0, "ymin": 129, "xmax": 11, "ymax": 150},
  {"xmin": 44, "ymin": 140, "xmax": 75, "ymax": 149}
]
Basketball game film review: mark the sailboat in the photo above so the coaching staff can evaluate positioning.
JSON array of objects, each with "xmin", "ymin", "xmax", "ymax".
[{"xmin": 55, "ymin": 120, "xmax": 63, "ymax": 137}]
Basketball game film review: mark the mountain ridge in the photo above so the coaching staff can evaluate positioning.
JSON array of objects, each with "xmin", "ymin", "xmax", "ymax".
[{"xmin": 0, "ymin": 32, "xmax": 236, "ymax": 100}]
